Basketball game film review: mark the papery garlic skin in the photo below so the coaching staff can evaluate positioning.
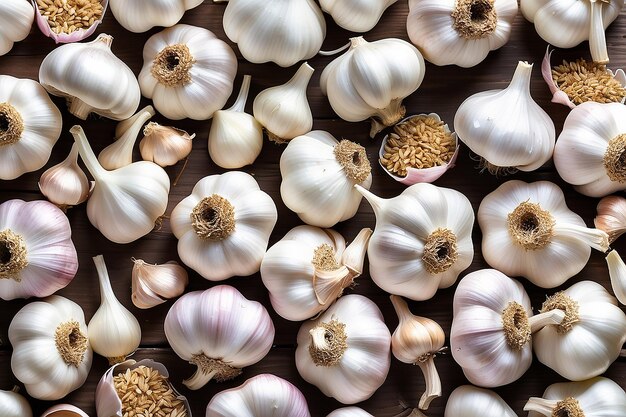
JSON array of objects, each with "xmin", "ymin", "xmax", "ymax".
[
  {"xmin": 606, "ymin": 250, "xmax": 626, "ymax": 305},
  {"xmin": 206, "ymin": 374, "xmax": 310, "ymax": 417},
  {"xmin": 131, "ymin": 259, "xmax": 188, "ymax": 309},
  {"xmin": 554, "ymin": 102, "xmax": 626, "ymax": 197},
  {"xmin": 39, "ymin": 144, "xmax": 91, "ymax": 209},
  {"xmin": 407, "ymin": 0, "xmax": 518, "ymax": 68},
  {"xmin": 478, "ymin": 180, "xmax": 609, "ymax": 288},
  {"xmin": 140, "ymin": 123, "xmax": 194, "ymax": 167},
  {"xmin": 444, "ymin": 385, "xmax": 516, "ymax": 417},
  {"xmin": 39, "ymin": 34, "xmax": 140, "ymax": 121},
  {"xmin": 296, "ymin": 294, "xmax": 391, "ymax": 404},
  {"xmin": 320, "ymin": 0, "xmax": 397, "ymax": 32},
  {"xmin": 9, "ymin": 295, "xmax": 92, "ymax": 400},
  {"xmin": 595, "ymin": 196, "xmax": 626, "ymax": 243},
  {"xmin": 0, "ymin": 0, "xmax": 33, "ymax": 56},
  {"xmin": 280, "ymin": 131, "xmax": 372, "ymax": 227},
  {"xmin": 165, "ymin": 286, "xmax": 275, "ymax": 390},
  {"xmin": 110, "ymin": 0, "xmax": 203, "ymax": 33},
  {"xmin": 327, "ymin": 407, "xmax": 373, "ymax": 417},
  {"xmin": 0, "ymin": 75, "xmax": 62, "ymax": 180},
  {"xmin": 171, "ymin": 171, "xmax": 277, "ymax": 281},
  {"xmin": 321, "ymin": 37, "xmax": 425, "ymax": 137},
  {"xmin": 356, "ymin": 183, "xmax": 474, "ymax": 301},
  {"xmin": 139, "ymin": 24, "xmax": 237, "ymax": 120},
  {"xmin": 0, "ymin": 388, "xmax": 33, "ymax": 417}
]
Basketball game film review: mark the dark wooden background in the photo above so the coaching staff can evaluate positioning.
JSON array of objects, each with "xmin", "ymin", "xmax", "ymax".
[{"xmin": 1, "ymin": 2, "xmax": 625, "ymax": 416}]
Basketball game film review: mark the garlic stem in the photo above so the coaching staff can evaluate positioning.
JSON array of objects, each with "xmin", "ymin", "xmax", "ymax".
[
  {"xmin": 69, "ymin": 98, "xmax": 95, "ymax": 120},
  {"xmin": 523, "ymin": 397, "xmax": 559, "ymax": 416},
  {"xmin": 341, "ymin": 228, "xmax": 373, "ymax": 276},
  {"xmin": 390, "ymin": 295, "xmax": 410, "ymax": 320},
  {"xmin": 553, "ymin": 223, "xmax": 610, "ymax": 252},
  {"xmin": 354, "ymin": 184, "xmax": 385, "ymax": 214},
  {"xmin": 318, "ymin": 42, "xmax": 351, "ymax": 56},
  {"xmin": 529, "ymin": 309, "xmax": 566, "ymax": 333},
  {"xmin": 290, "ymin": 62, "xmax": 315, "ymax": 90},
  {"xmin": 93, "ymin": 255, "xmax": 117, "ymax": 306},
  {"xmin": 508, "ymin": 61, "xmax": 533, "ymax": 93},
  {"xmin": 417, "ymin": 357, "xmax": 441, "ymax": 410},
  {"xmin": 227, "ymin": 75, "xmax": 252, "ymax": 113},
  {"xmin": 183, "ymin": 368, "xmax": 218, "ymax": 391},
  {"xmin": 589, "ymin": 0, "xmax": 609, "ymax": 64},
  {"xmin": 70, "ymin": 125, "xmax": 107, "ymax": 181}
]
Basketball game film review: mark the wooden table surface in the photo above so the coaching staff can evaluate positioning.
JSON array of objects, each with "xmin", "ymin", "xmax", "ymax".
[{"xmin": 1, "ymin": 2, "xmax": 625, "ymax": 416}]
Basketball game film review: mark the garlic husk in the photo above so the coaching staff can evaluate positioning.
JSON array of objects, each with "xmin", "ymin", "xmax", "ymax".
[
  {"xmin": 0, "ymin": 0, "xmax": 34, "ymax": 56},
  {"xmin": 0, "ymin": 387, "xmax": 33, "ymax": 417},
  {"xmin": 206, "ymin": 374, "xmax": 310, "ymax": 417},
  {"xmin": 110, "ymin": 0, "xmax": 203, "ymax": 33},
  {"xmin": 478, "ymin": 180, "xmax": 609, "ymax": 288},
  {"xmin": 454, "ymin": 61, "xmax": 555, "ymax": 173},
  {"xmin": 131, "ymin": 259, "xmax": 188, "ymax": 309},
  {"xmin": 605, "ymin": 250, "xmax": 626, "ymax": 305},
  {"xmin": 253, "ymin": 62, "xmax": 314, "ymax": 143},
  {"xmin": 320, "ymin": 0, "xmax": 397, "ymax": 32},
  {"xmin": 164, "ymin": 285, "xmax": 275, "ymax": 390},
  {"xmin": 71, "ymin": 125, "xmax": 170, "ymax": 244},
  {"xmin": 595, "ymin": 196, "xmax": 626, "ymax": 243},
  {"xmin": 327, "ymin": 407, "xmax": 373, "ymax": 417},
  {"xmin": 39, "ymin": 143, "xmax": 91, "ymax": 210},
  {"xmin": 444, "ymin": 385, "xmax": 516, "ymax": 417},
  {"xmin": 88, "ymin": 255, "xmax": 142, "ymax": 364},
  {"xmin": 140, "ymin": 122, "xmax": 194, "ymax": 167},
  {"xmin": 39, "ymin": 34, "xmax": 141, "ymax": 120},
  {"xmin": 32, "ymin": 0, "xmax": 108, "ymax": 44},
  {"xmin": 98, "ymin": 106, "xmax": 155, "ymax": 170},
  {"xmin": 390, "ymin": 295, "xmax": 445, "ymax": 410},
  {"xmin": 41, "ymin": 404, "xmax": 90, "ymax": 417},
  {"xmin": 209, "ymin": 74, "xmax": 263, "ymax": 168}
]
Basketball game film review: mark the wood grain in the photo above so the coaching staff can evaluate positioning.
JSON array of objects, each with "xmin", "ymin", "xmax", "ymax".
[{"xmin": 1, "ymin": 2, "xmax": 625, "ymax": 416}]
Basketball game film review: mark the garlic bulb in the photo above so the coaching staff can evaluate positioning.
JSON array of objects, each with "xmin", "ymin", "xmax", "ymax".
[
  {"xmin": 595, "ymin": 196, "xmax": 626, "ymax": 243},
  {"xmin": 0, "ymin": 199, "xmax": 78, "ymax": 300},
  {"xmin": 444, "ymin": 385, "xmax": 516, "ymax": 417},
  {"xmin": 407, "ymin": 0, "xmax": 518, "ymax": 67},
  {"xmin": 327, "ymin": 408, "xmax": 373, "ymax": 417},
  {"xmin": 532, "ymin": 280, "xmax": 626, "ymax": 381},
  {"xmin": 71, "ymin": 125, "xmax": 170, "ymax": 244},
  {"xmin": 88, "ymin": 255, "xmax": 142, "ymax": 364},
  {"xmin": 209, "ymin": 75, "xmax": 263, "ymax": 168},
  {"xmin": 520, "ymin": 0, "xmax": 624, "ymax": 64},
  {"xmin": 131, "ymin": 258, "xmax": 188, "ymax": 309},
  {"xmin": 280, "ymin": 131, "xmax": 372, "ymax": 227},
  {"xmin": 478, "ymin": 180, "xmax": 609, "ymax": 288},
  {"xmin": 0, "ymin": 0, "xmax": 33, "ymax": 56},
  {"xmin": 206, "ymin": 374, "xmax": 310, "ymax": 417},
  {"xmin": 222, "ymin": 0, "xmax": 326, "ymax": 67},
  {"xmin": 39, "ymin": 34, "xmax": 140, "ymax": 120},
  {"xmin": 139, "ymin": 24, "xmax": 237, "ymax": 120},
  {"xmin": 606, "ymin": 250, "xmax": 626, "ymax": 305},
  {"xmin": 171, "ymin": 171, "xmax": 277, "ymax": 281},
  {"xmin": 525, "ymin": 377, "xmax": 626, "ymax": 417},
  {"xmin": 355, "ymin": 183, "xmax": 474, "ymax": 301},
  {"xmin": 451, "ymin": 269, "xmax": 566, "ymax": 388},
  {"xmin": 321, "ymin": 37, "xmax": 426, "ymax": 137},
  {"xmin": 320, "ymin": 0, "xmax": 397, "ymax": 32},
  {"xmin": 39, "ymin": 144, "xmax": 91, "ymax": 210},
  {"xmin": 9, "ymin": 295, "xmax": 92, "ymax": 400},
  {"xmin": 390, "ymin": 295, "xmax": 445, "ymax": 410},
  {"xmin": 261, "ymin": 225, "xmax": 372, "ymax": 321},
  {"xmin": 296, "ymin": 294, "xmax": 391, "ymax": 404},
  {"xmin": 0, "ymin": 388, "xmax": 32, "ymax": 417},
  {"xmin": 139, "ymin": 123, "xmax": 194, "ymax": 167},
  {"xmin": 164, "ymin": 285, "xmax": 275, "ymax": 390},
  {"xmin": 0, "ymin": 75, "xmax": 63, "ymax": 180},
  {"xmin": 454, "ymin": 61, "xmax": 555, "ymax": 173},
  {"xmin": 110, "ymin": 0, "xmax": 203, "ymax": 33},
  {"xmin": 553, "ymin": 102, "xmax": 626, "ymax": 197},
  {"xmin": 41, "ymin": 404, "xmax": 89, "ymax": 417},
  {"xmin": 253, "ymin": 63, "xmax": 314, "ymax": 143},
  {"xmin": 98, "ymin": 106, "xmax": 156, "ymax": 170}
]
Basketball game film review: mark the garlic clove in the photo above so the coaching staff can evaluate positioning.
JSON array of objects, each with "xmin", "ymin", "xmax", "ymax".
[
  {"xmin": 32, "ymin": 0, "xmax": 108, "ymax": 44},
  {"xmin": 131, "ymin": 258, "xmax": 189, "ymax": 309},
  {"xmin": 606, "ymin": 250, "xmax": 626, "ymax": 305},
  {"xmin": 140, "ymin": 122, "xmax": 195, "ymax": 167},
  {"xmin": 594, "ymin": 195, "xmax": 626, "ymax": 243},
  {"xmin": 39, "ymin": 143, "xmax": 91, "ymax": 210},
  {"xmin": 41, "ymin": 404, "xmax": 90, "ymax": 417}
]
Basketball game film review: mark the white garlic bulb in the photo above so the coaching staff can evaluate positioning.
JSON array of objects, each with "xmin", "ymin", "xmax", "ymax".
[
  {"xmin": 454, "ymin": 61, "xmax": 555, "ymax": 173},
  {"xmin": 171, "ymin": 171, "xmax": 277, "ymax": 281},
  {"xmin": 280, "ymin": 131, "xmax": 372, "ymax": 227},
  {"xmin": 139, "ymin": 123, "xmax": 194, "ymax": 167},
  {"xmin": 71, "ymin": 125, "xmax": 170, "ymax": 244},
  {"xmin": 606, "ymin": 250, "xmax": 626, "ymax": 305},
  {"xmin": 478, "ymin": 180, "xmax": 609, "ymax": 288},
  {"xmin": 320, "ymin": 0, "xmax": 397, "ymax": 32},
  {"xmin": 164, "ymin": 285, "xmax": 275, "ymax": 390},
  {"xmin": 553, "ymin": 102, "xmax": 626, "ymax": 197},
  {"xmin": 0, "ymin": 75, "xmax": 62, "ymax": 180},
  {"xmin": 407, "ymin": 0, "xmax": 518, "ymax": 68},
  {"xmin": 206, "ymin": 374, "xmax": 310, "ymax": 417},
  {"xmin": 261, "ymin": 225, "xmax": 371, "ymax": 321},
  {"xmin": 525, "ymin": 377, "xmax": 626, "ymax": 417},
  {"xmin": 209, "ymin": 75, "xmax": 263, "ymax": 168},
  {"xmin": 451, "ymin": 269, "xmax": 566, "ymax": 388},
  {"xmin": 110, "ymin": 0, "xmax": 203, "ymax": 33},
  {"xmin": 327, "ymin": 407, "xmax": 373, "ymax": 417},
  {"xmin": 533, "ymin": 280, "xmax": 626, "ymax": 381},
  {"xmin": 0, "ymin": 388, "xmax": 32, "ymax": 417},
  {"xmin": 0, "ymin": 0, "xmax": 33, "ymax": 56},
  {"xmin": 222, "ymin": 0, "xmax": 326, "ymax": 67},
  {"xmin": 296, "ymin": 294, "xmax": 391, "ymax": 404},
  {"xmin": 88, "ymin": 255, "xmax": 142, "ymax": 364},
  {"xmin": 139, "ymin": 24, "xmax": 237, "ymax": 120},
  {"xmin": 9, "ymin": 295, "xmax": 92, "ymax": 400},
  {"xmin": 131, "ymin": 259, "xmax": 188, "ymax": 309},
  {"xmin": 595, "ymin": 196, "xmax": 626, "ymax": 243},
  {"xmin": 39, "ymin": 34, "xmax": 141, "ymax": 121},
  {"xmin": 444, "ymin": 385, "xmax": 516, "ymax": 417},
  {"xmin": 253, "ymin": 63, "xmax": 314, "ymax": 143},
  {"xmin": 355, "ymin": 183, "xmax": 474, "ymax": 301},
  {"xmin": 321, "ymin": 37, "xmax": 426, "ymax": 137},
  {"xmin": 39, "ymin": 144, "xmax": 91, "ymax": 210}
]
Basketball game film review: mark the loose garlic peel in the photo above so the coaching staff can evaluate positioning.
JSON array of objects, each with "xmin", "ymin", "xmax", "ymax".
[
  {"xmin": 131, "ymin": 259, "xmax": 188, "ymax": 309},
  {"xmin": 140, "ymin": 122, "xmax": 194, "ymax": 167}
]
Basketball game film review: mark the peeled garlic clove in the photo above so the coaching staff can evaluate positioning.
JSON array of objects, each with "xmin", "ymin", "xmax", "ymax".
[
  {"xmin": 32, "ymin": 0, "xmax": 108, "ymax": 44},
  {"xmin": 595, "ymin": 196, "xmax": 626, "ymax": 243},
  {"xmin": 0, "ymin": 0, "xmax": 33, "ymax": 56},
  {"xmin": 444, "ymin": 385, "xmax": 516, "ymax": 417},
  {"xmin": 131, "ymin": 259, "xmax": 188, "ymax": 309},
  {"xmin": 140, "ymin": 122, "xmax": 194, "ymax": 167},
  {"xmin": 606, "ymin": 250, "xmax": 626, "ymax": 306},
  {"xmin": 0, "ymin": 387, "xmax": 33, "ymax": 417},
  {"xmin": 39, "ymin": 143, "xmax": 91, "ymax": 210},
  {"xmin": 41, "ymin": 404, "xmax": 90, "ymax": 417}
]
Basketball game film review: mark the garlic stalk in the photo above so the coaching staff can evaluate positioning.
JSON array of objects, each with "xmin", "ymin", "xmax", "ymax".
[
  {"xmin": 109, "ymin": 0, "xmax": 203, "ymax": 33},
  {"xmin": 98, "ymin": 106, "xmax": 155, "ymax": 170},
  {"xmin": 595, "ymin": 196, "xmax": 626, "ymax": 243},
  {"xmin": 39, "ymin": 143, "xmax": 91, "ymax": 210},
  {"xmin": 0, "ymin": 0, "xmax": 33, "ymax": 56},
  {"xmin": 88, "ymin": 255, "xmax": 142, "ymax": 364},
  {"xmin": 139, "ymin": 123, "xmax": 194, "ymax": 167},
  {"xmin": 605, "ymin": 250, "xmax": 626, "ymax": 305},
  {"xmin": 0, "ymin": 387, "xmax": 32, "ymax": 417},
  {"xmin": 131, "ymin": 258, "xmax": 188, "ymax": 309},
  {"xmin": 320, "ymin": 0, "xmax": 397, "ymax": 32},
  {"xmin": 444, "ymin": 385, "xmax": 517, "ymax": 417},
  {"xmin": 41, "ymin": 404, "xmax": 89, "ymax": 417},
  {"xmin": 70, "ymin": 125, "xmax": 170, "ymax": 244},
  {"xmin": 390, "ymin": 295, "xmax": 445, "ymax": 410}
]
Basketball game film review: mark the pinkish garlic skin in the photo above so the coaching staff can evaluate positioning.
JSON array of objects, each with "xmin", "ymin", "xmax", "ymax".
[{"xmin": 32, "ymin": 0, "xmax": 109, "ymax": 44}]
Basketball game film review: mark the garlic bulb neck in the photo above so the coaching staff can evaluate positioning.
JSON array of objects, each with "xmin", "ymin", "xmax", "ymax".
[
  {"xmin": 524, "ymin": 397, "xmax": 585, "ymax": 417},
  {"xmin": 309, "ymin": 319, "xmax": 348, "ymax": 366},
  {"xmin": 0, "ymin": 103, "xmax": 23, "ymax": 145},
  {"xmin": 228, "ymin": 74, "xmax": 251, "ymax": 113},
  {"xmin": 70, "ymin": 125, "xmax": 107, "ymax": 181},
  {"xmin": 422, "ymin": 228, "xmax": 458, "ymax": 274},
  {"xmin": 507, "ymin": 201, "xmax": 555, "ymax": 250},
  {"xmin": 95, "ymin": 33, "xmax": 113, "ymax": 48},
  {"xmin": 501, "ymin": 301, "xmax": 531, "ymax": 350},
  {"xmin": 417, "ymin": 356, "xmax": 441, "ymax": 410},
  {"xmin": 604, "ymin": 133, "xmax": 626, "ymax": 182},
  {"xmin": 55, "ymin": 320, "xmax": 88, "ymax": 367},
  {"xmin": 0, "ymin": 229, "xmax": 27, "ymax": 278},
  {"xmin": 589, "ymin": 0, "xmax": 608, "ymax": 64},
  {"xmin": 151, "ymin": 44, "xmax": 195, "ymax": 87},
  {"xmin": 334, "ymin": 140, "xmax": 371, "ymax": 183},
  {"xmin": 185, "ymin": 354, "xmax": 242, "ymax": 390},
  {"xmin": 451, "ymin": 0, "xmax": 498, "ymax": 40},
  {"xmin": 540, "ymin": 292, "xmax": 580, "ymax": 333},
  {"xmin": 509, "ymin": 61, "xmax": 533, "ymax": 92},
  {"xmin": 354, "ymin": 184, "xmax": 385, "ymax": 214},
  {"xmin": 191, "ymin": 194, "xmax": 235, "ymax": 240}
]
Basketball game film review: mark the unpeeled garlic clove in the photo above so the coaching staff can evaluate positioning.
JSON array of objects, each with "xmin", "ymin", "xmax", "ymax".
[
  {"xmin": 41, "ymin": 404, "xmax": 90, "ymax": 417},
  {"xmin": 606, "ymin": 250, "xmax": 626, "ymax": 306},
  {"xmin": 131, "ymin": 258, "xmax": 188, "ymax": 309},
  {"xmin": 139, "ymin": 122, "xmax": 194, "ymax": 167},
  {"xmin": 594, "ymin": 196, "xmax": 626, "ymax": 243},
  {"xmin": 39, "ymin": 143, "xmax": 92, "ymax": 211}
]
